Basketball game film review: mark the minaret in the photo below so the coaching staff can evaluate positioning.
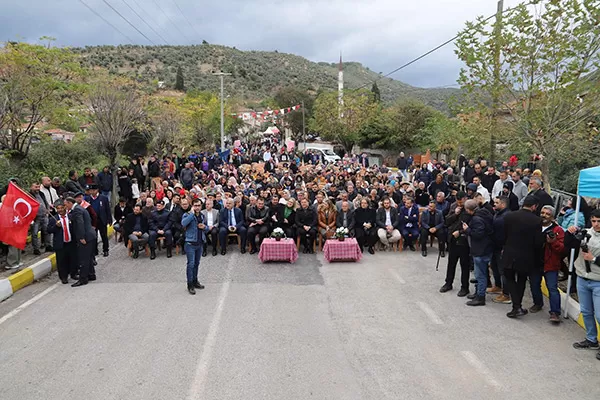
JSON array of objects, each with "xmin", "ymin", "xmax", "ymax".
[{"xmin": 338, "ymin": 52, "xmax": 344, "ymax": 118}]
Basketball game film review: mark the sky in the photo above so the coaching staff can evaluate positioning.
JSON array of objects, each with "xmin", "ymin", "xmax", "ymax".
[{"xmin": 0, "ymin": 0, "xmax": 522, "ymax": 88}]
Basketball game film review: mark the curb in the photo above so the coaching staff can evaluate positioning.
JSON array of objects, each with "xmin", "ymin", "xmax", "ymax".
[
  {"xmin": 541, "ymin": 277, "xmax": 599, "ymax": 341},
  {"xmin": 0, "ymin": 226, "xmax": 114, "ymax": 303}
]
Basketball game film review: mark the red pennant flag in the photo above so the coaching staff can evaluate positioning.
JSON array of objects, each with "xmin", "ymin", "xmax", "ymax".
[
  {"xmin": 274, "ymin": 110, "xmax": 279, "ymax": 115},
  {"xmin": 288, "ymin": 107, "xmax": 291, "ymax": 112},
  {"xmin": 0, "ymin": 182, "xmax": 40, "ymax": 250},
  {"xmin": 296, "ymin": 104, "xmax": 301, "ymax": 109},
  {"xmin": 252, "ymin": 112, "xmax": 256, "ymax": 118}
]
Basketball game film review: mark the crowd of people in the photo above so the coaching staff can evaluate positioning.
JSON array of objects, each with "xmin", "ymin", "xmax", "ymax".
[{"xmin": 1, "ymin": 140, "xmax": 599, "ymax": 360}]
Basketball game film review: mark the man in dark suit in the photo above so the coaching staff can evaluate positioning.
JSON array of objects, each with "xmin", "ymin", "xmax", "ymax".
[
  {"xmin": 376, "ymin": 197, "xmax": 401, "ymax": 248},
  {"xmin": 336, "ymin": 201, "xmax": 355, "ymax": 236},
  {"xmin": 502, "ymin": 195, "xmax": 545, "ymax": 318},
  {"xmin": 247, "ymin": 197, "xmax": 270, "ymax": 254},
  {"xmin": 47, "ymin": 200, "xmax": 78, "ymax": 284},
  {"xmin": 65, "ymin": 196, "xmax": 97, "ymax": 287},
  {"xmin": 218, "ymin": 198, "xmax": 247, "ymax": 255},
  {"xmin": 85, "ymin": 184, "xmax": 112, "ymax": 257},
  {"xmin": 124, "ymin": 204, "xmax": 150, "ymax": 258},
  {"xmin": 420, "ymin": 200, "xmax": 446, "ymax": 257},
  {"xmin": 113, "ymin": 197, "xmax": 133, "ymax": 241},
  {"xmin": 295, "ymin": 198, "xmax": 317, "ymax": 253},
  {"xmin": 148, "ymin": 200, "xmax": 173, "ymax": 259}
]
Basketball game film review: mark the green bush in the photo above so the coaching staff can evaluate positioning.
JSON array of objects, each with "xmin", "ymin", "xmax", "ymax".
[{"xmin": 0, "ymin": 136, "xmax": 107, "ymax": 187}]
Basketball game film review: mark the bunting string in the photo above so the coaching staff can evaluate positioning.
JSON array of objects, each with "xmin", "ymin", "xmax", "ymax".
[{"xmin": 230, "ymin": 104, "xmax": 302, "ymax": 121}]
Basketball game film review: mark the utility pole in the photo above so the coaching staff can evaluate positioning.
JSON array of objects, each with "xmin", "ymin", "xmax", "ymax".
[
  {"xmin": 302, "ymin": 100, "xmax": 306, "ymax": 151},
  {"xmin": 490, "ymin": 0, "xmax": 504, "ymax": 166},
  {"xmin": 213, "ymin": 72, "xmax": 231, "ymax": 150}
]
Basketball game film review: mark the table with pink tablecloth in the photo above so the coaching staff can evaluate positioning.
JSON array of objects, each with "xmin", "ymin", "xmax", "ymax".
[
  {"xmin": 322, "ymin": 238, "xmax": 362, "ymax": 262},
  {"xmin": 258, "ymin": 238, "xmax": 298, "ymax": 263}
]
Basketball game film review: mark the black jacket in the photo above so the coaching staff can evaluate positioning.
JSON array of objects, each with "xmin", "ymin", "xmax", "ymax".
[
  {"xmin": 149, "ymin": 209, "xmax": 172, "ymax": 231},
  {"xmin": 124, "ymin": 213, "xmax": 149, "ymax": 238},
  {"xmin": 70, "ymin": 204, "xmax": 97, "ymax": 242},
  {"xmin": 492, "ymin": 208, "xmax": 510, "ymax": 250},
  {"xmin": 376, "ymin": 207, "xmax": 400, "ymax": 230},
  {"xmin": 169, "ymin": 205, "xmax": 189, "ymax": 233},
  {"xmin": 502, "ymin": 209, "xmax": 544, "ymax": 272},
  {"xmin": 445, "ymin": 202, "xmax": 472, "ymax": 246},
  {"xmin": 354, "ymin": 207, "xmax": 376, "ymax": 231},
  {"xmin": 532, "ymin": 189, "xmax": 553, "ymax": 216},
  {"xmin": 114, "ymin": 204, "xmax": 133, "ymax": 223},
  {"xmin": 47, "ymin": 214, "xmax": 73, "ymax": 250},
  {"xmin": 465, "ymin": 207, "xmax": 494, "ymax": 256},
  {"xmin": 295, "ymin": 207, "xmax": 317, "ymax": 229}
]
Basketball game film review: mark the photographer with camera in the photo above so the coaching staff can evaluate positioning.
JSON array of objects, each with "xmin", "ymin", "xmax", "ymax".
[
  {"xmin": 540, "ymin": 205, "xmax": 565, "ymax": 323},
  {"xmin": 572, "ymin": 209, "xmax": 600, "ymax": 360}
]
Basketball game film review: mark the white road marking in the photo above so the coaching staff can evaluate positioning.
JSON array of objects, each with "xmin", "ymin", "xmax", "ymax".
[
  {"xmin": 417, "ymin": 301, "xmax": 443, "ymax": 325},
  {"xmin": 388, "ymin": 268, "xmax": 406, "ymax": 284},
  {"xmin": 0, "ymin": 283, "xmax": 59, "ymax": 326},
  {"xmin": 461, "ymin": 350, "xmax": 502, "ymax": 390},
  {"xmin": 187, "ymin": 256, "xmax": 235, "ymax": 399}
]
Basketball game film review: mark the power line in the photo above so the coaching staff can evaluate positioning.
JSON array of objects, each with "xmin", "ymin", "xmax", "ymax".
[
  {"xmin": 151, "ymin": 0, "xmax": 191, "ymax": 44},
  {"xmin": 120, "ymin": 0, "xmax": 170, "ymax": 45},
  {"xmin": 171, "ymin": 0, "xmax": 203, "ymax": 40},
  {"xmin": 78, "ymin": 0, "xmax": 136, "ymax": 43},
  {"xmin": 101, "ymin": 0, "xmax": 157, "ymax": 45},
  {"xmin": 352, "ymin": 3, "xmax": 524, "ymax": 92},
  {"xmin": 130, "ymin": 0, "xmax": 177, "ymax": 44}
]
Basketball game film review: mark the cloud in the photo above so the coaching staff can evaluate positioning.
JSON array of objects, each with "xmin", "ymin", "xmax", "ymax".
[{"xmin": 0, "ymin": 0, "xmax": 522, "ymax": 88}]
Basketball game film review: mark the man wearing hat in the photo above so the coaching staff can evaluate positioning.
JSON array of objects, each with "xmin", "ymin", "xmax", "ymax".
[
  {"xmin": 85, "ymin": 184, "xmax": 112, "ymax": 257},
  {"xmin": 64, "ymin": 196, "xmax": 97, "ymax": 287}
]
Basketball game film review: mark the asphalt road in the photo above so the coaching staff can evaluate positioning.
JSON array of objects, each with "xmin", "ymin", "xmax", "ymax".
[{"xmin": 1, "ymin": 240, "xmax": 599, "ymax": 400}]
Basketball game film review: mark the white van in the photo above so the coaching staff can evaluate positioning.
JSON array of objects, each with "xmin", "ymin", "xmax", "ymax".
[{"xmin": 305, "ymin": 147, "xmax": 341, "ymax": 163}]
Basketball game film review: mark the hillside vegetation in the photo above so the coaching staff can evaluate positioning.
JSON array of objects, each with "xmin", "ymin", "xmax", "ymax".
[{"xmin": 73, "ymin": 44, "xmax": 457, "ymax": 111}]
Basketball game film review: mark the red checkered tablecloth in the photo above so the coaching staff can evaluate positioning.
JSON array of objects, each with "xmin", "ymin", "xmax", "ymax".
[
  {"xmin": 258, "ymin": 238, "xmax": 298, "ymax": 263},
  {"xmin": 323, "ymin": 238, "xmax": 362, "ymax": 262}
]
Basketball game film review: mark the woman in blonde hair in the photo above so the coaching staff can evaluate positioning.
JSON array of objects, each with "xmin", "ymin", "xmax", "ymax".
[{"xmin": 318, "ymin": 198, "xmax": 337, "ymax": 243}]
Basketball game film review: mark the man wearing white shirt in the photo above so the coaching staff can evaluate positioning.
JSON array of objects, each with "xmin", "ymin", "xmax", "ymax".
[
  {"xmin": 263, "ymin": 150, "xmax": 272, "ymax": 163},
  {"xmin": 473, "ymin": 176, "xmax": 490, "ymax": 203},
  {"xmin": 491, "ymin": 170, "xmax": 512, "ymax": 199},
  {"xmin": 201, "ymin": 199, "xmax": 220, "ymax": 257}
]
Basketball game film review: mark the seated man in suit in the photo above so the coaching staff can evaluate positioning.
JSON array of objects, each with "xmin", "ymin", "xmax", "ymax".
[
  {"xmin": 201, "ymin": 198, "xmax": 220, "ymax": 257},
  {"xmin": 336, "ymin": 201, "xmax": 355, "ymax": 236},
  {"xmin": 47, "ymin": 200, "xmax": 78, "ymax": 284},
  {"xmin": 218, "ymin": 198, "xmax": 247, "ymax": 255},
  {"xmin": 113, "ymin": 197, "xmax": 133, "ymax": 242},
  {"xmin": 376, "ymin": 197, "xmax": 402, "ymax": 248},
  {"xmin": 399, "ymin": 197, "xmax": 420, "ymax": 251},
  {"xmin": 247, "ymin": 197, "xmax": 270, "ymax": 254},
  {"xmin": 295, "ymin": 198, "xmax": 317, "ymax": 253},
  {"xmin": 124, "ymin": 204, "xmax": 150, "ymax": 258},
  {"xmin": 148, "ymin": 200, "xmax": 173, "ymax": 260},
  {"xmin": 420, "ymin": 200, "xmax": 446, "ymax": 257}
]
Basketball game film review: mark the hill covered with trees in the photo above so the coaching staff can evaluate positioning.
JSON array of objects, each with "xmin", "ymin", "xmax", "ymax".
[{"xmin": 72, "ymin": 44, "xmax": 458, "ymax": 111}]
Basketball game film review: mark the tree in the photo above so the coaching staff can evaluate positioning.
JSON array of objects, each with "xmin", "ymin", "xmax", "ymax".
[
  {"xmin": 385, "ymin": 99, "xmax": 437, "ymax": 150},
  {"xmin": 0, "ymin": 42, "xmax": 82, "ymax": 162},
  {"xmin": 455, "ymin": 0, "xmax": 600, "ymax": 187},
  {"xmin": 88, "ymin": 80, "xmax": 144, "ymax": 206},
  {"xmin": 311, "ymin": 89, "xmax": 378, "ymax": 153},
  {"xmin": 175, "ymin": 65, "xmax": 184, "ymax": 91},
  {"xmin": 147, "ymin": 98, "xmax": 184, "ymax": 154},
  {"xmin": 371, "ymin": 82, "xmax": 381, "ymax": 103},
  {"xmin": 273, "ymin": 87, "xmax": 315, "ymax": 141}
]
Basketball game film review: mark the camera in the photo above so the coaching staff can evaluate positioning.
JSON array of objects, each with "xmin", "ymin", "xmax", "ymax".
[
  {"xmin": 574, "ymin": 229, "xmax": 593, "ymax": 273},
  {"xmin": 547, "ymin": 231, "xmax": 556, "ymax": 240}
]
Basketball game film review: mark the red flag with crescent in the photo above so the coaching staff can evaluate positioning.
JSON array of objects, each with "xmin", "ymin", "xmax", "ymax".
[{"xmin": 0, "ymin": 182, "xmax": 40, "ymax": 249}]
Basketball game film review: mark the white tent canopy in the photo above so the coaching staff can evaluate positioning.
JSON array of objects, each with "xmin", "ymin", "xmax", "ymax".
[{"xmin": 262, "ymin": 126, "xmax": 280, "ymax": 135}]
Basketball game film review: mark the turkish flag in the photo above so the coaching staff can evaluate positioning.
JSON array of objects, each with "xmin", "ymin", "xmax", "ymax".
[{"xmin": 0, "ymin": 182, "xmax": 40, "ymax": 250}]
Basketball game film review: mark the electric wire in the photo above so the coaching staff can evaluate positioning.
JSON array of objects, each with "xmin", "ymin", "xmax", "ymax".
[
  {"xmin": 151, "ymin": 0, "xmax": 191, "ymax": 44},
  {"xmin": 351, "ymin": 2, "xmax": 529, "ymax": 91},
  {"xmin": 101, "ymin": 0, "xmax": 157, "ymax": 45},
  {"xmin": 171, "ymin": 0, "xmax": 203, "ymax": 39},
  {"xmin": 130, "ymin": 0, "xmax": 177, "ymax": 44},
  {"xmin": 78, "ymin": 0, "xmax": 136, "ymax": 43},
  {"xmin": 120, "ymin": 0, "xmax": 170, "ymax": 45}
]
